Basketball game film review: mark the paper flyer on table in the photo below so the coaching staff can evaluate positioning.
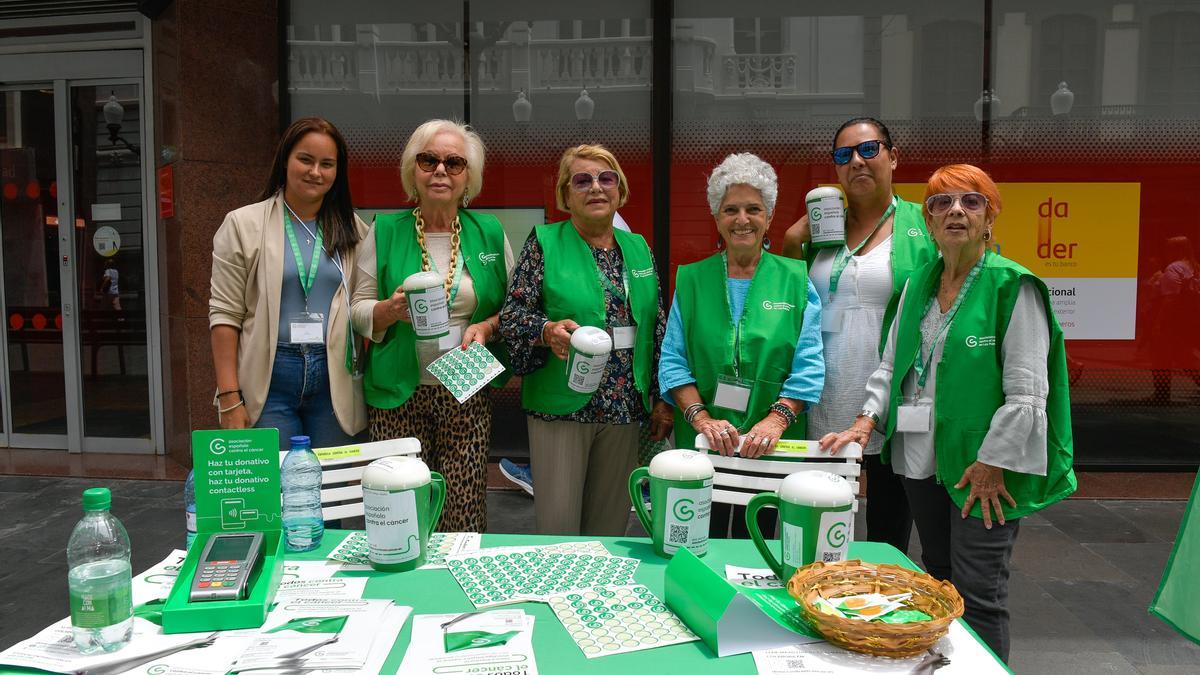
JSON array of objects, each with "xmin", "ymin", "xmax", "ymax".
[
  {"xmin": 752, "ymin": 621, "xmax": 1009, "ymax": 674},
  {"xmin": 725, "ymin": 565, "xmax": 784, "ymax": 590},
  {"xmin": 426, "ymin": 341, "xmax": 506, "ymax": 403},
  {"xmin": 398, "ymin": 610, "xmax": 537, "ymax": 675},
  {"xmin": 231, "ymin": 598, "xmax": 393, "ymax": 671},
  {"xmin": 0, "ymin": 617, "xmax": 211, "ymax": 675},
  {"xmin": 275, "ymin": 575, "xmax": 368, "ymax": 599}
]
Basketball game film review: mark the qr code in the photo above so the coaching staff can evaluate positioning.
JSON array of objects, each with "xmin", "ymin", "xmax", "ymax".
[
  {"xmin": 414, "ymin": 315, "xmax": 427, "ymax": 328},
  {"xmin": 786, "ymin": 660, "xmax": 805, "ymax": 669},
  {"xmin": 822, "ymin": 552, "xmax": 842, "ymax": 562},
  {"xmin": 668, "ymin": 524, "xmax": 689, "ymax": 545},
  {"xmin": 572, "ymin": 374, "xmax": 585, "ymax": 386}
]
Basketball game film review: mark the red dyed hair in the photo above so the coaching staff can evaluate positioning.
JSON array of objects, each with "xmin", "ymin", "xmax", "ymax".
[{"xmin": 922, "ymin": 164, "xmax": 1002, "ymax": 223}]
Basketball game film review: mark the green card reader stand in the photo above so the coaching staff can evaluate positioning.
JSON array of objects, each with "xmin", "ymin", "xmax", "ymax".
[{"xmin": 162, "ymin": 428, "xmax": 285, "ymax": 634}]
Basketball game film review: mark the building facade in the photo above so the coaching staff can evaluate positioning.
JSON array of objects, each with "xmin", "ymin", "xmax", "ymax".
[{"xmin": 1, "ymin": 0, "xmax": 1197, "ymax": 472}]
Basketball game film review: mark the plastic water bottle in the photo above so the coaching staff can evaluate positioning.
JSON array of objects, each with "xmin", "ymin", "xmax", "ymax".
[
  {"xmin": 281, "ymin": 435, "xmax": 324, "ymax": 552},
  {"xmin": 184, "ymin": 470, "xmax": 197, "ymax": 549},
  {"xmin": 67, "ymin": 487, "xmax": 133, "ymax": 654}
]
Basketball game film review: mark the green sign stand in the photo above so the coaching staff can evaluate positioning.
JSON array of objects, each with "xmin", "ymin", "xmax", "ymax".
[
  {"xmin": 161, "ymin": 428, "xmax": 285, "ymax": 634},
  {"xmin": 664, "ymin": 548, "xmax": 823, "ymax": 657}
]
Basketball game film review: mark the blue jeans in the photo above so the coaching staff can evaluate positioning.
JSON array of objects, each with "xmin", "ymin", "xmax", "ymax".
[{"xmin": 256, "ymin": 344, "xmax": 356, "ymax": 452}]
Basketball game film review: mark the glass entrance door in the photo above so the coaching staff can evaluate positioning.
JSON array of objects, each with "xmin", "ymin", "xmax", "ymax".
[{"xmin": 0, "ymin": 52, "xmax": 157, "ymax": 453}]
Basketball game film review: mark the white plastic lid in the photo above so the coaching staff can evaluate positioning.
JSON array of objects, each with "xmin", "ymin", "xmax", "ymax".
[
  {"xmin": 402, "ymin": 271, "xmax": 443, "ymax": 291},
  {"xmin": 778, "ymin": 470, "xmax": 854, "ymax": 507},
  {"xmin": 648, "ymin": 449, "xmax": 714, "ymax": 481},
  {"xmin": 806, "ymin": 186, "xmax": 844, "ymax": 202},
  {"xmin": 361, "ymin": 456, "xmax": 431, "ymax": 490},
  {"xmin": 570, "ymin": 326, "xmax": 613, "ymax": 355}
]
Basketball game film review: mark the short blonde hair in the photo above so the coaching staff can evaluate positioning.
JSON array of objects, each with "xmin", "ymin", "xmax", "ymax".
[
  {"xmin": 400, "ymin": 119, "xmax": 485, "ymax": 206},
  {"xmin": 554, "ymin": 144, "xmax": 629, "ymax": 212}
]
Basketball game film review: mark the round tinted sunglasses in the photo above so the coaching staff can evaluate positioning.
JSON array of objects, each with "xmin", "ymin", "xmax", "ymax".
[
  {"xmin": 570, "ymin": 170, "xmax": 620, "ymax": 192},
  {"xmin": 831, "ymin": 140, "xmax": 888, "ymax": 165},
  {"xmin": 415, "ymin": 152, "xmax": 468, "ymax": 175},
  {"xmin": 925, "ymin": 192, "xmax": 989, "ymax": 216}
]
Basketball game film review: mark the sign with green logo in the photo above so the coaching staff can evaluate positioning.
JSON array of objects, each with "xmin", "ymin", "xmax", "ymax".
[{"xmin": 191, "ymin": 428, "xmax": 281, "ymax": 535}]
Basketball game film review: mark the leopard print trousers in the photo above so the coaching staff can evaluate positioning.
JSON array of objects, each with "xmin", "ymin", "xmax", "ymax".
[{"xmin": 368, "ymin": 385, "xmax": 491, "ymax": 532}]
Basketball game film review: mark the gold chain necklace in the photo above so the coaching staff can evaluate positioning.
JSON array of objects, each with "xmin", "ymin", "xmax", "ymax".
[{"xmin": 413, "ymin": 207, "xmax": 462, "ymax": 296}]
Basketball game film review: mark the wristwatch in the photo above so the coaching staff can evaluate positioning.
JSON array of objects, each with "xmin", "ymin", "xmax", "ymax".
[{"xmin": 857, "ymin": 409, "xmax": 879, "ymax": 425}]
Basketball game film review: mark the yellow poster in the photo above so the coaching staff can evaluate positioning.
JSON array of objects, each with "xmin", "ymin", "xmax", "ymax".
[{"xmin": 894, "ymin": 182, "xmax": 1140, "ymax": 339}]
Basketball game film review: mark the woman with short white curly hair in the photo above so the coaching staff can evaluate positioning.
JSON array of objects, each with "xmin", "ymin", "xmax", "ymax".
[
  {"xmin": 659, "ymin": 152, "xmax": 826, "ymax": 538},
  {"xmin": 350, "ymin": 118, "xmax": 514, "ymax": 532}
]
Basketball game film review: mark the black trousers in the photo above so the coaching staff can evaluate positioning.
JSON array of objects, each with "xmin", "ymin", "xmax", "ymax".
[
  {"xmin": 904, "ymin": 476, "xmax": 1021, "ymax": 663},
  {"xmin": 863, "ymin": 453, "xmax": 914, "ymax": 554}
]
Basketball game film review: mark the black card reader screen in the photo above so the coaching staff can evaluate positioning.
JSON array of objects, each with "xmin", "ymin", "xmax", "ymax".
[{"xmin": 205, "ymin": 535, "xmax": 253, "ymax": 561}]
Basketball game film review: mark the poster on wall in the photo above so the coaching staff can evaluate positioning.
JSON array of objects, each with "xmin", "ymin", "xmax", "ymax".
[{"xmin": 896, "ymin": 182, "xmax": 1140, "ymax": 340}]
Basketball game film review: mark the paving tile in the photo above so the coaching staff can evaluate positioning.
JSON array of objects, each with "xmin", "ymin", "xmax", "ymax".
[
  {"xmin": 1083, "ymin": 542, "xmax": 1176, "ymax": 603},
  {"xmin": 1009, "ymin": 522, "xmax": 1139, "ymax": 586},
  {"xmin": 1008, "ymin": 649, "xmax": 1140, "ymax": 675},
  {"xmin": 485, "ymin": 489, "xmax": 535, "ymax": 535},
  {"xmin": 1037, "ymin": 500, "xmax": 1151, "ymax": 544},
  {"xmin": 1101, "ymin": 501, "xmax": 1188, "ymax": 544},
  {"xmin": 1039, "ymin": 579, "xmax": 1200, "ymax": 668},
  {"xmin": 0, "ymin": 562, "xmax": 68, "ymax": 651}
]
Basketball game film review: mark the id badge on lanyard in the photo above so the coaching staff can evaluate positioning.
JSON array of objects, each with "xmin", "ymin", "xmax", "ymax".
[
  {"xmin": 822, "ymin": 306, "xmax": 844, "ymax": 333},
  {"xmin": 896, "ymin": 395, "xmax": 932, "ymax": 433},
  {"xmin": 289, "ymin": 311, "xmax": 325, "ymax": 344},
  {"xmin": 610, "ymin": 325, "xmax": 636, "ymax": 350},
  {"xmin": 713, "ymin": 373, "xmax": 753, "ymax": 414}
]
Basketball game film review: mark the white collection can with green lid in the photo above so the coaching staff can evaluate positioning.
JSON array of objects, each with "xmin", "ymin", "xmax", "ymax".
[
  {"xmin": 566, "ymin": 326, "xmax": 612, "ymax": 394},
  {"xmin": 403, "ymin": 271, "xmax": 449, "ymax": 340},
  {"xmin": 806, "ymin": 186, "xmax": 846, "ymax": 248}
]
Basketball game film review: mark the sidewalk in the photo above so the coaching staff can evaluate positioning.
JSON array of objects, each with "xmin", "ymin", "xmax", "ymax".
[{"xmin": 2, "ymin": 476, "xmax": 1197, "ymax": 673}]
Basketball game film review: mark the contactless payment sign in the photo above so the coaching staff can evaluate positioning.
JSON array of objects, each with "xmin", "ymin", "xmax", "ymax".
[
  {"xmin": 191, "ymin": 429, "xmax": 281, "ymax": 534},
  {"xmin": 896, "ymin": 182, "xmax": 1140, "ymax": 340}
]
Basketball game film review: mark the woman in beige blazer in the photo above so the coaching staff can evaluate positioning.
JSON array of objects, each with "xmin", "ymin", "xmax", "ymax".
[{"xmin": 209, "ymin": 117, "xmax": 368, "ymax": 450}]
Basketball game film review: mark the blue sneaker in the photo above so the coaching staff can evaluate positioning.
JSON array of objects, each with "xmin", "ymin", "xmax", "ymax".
[{"xmin": 499, "ymin": 459, "xmax": 533, "ymax": 497}]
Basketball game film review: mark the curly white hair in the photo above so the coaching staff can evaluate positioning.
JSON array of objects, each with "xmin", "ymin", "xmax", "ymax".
[{"xmin": 706, "ymin": 153, "xmax": 778, "ymax": 217}]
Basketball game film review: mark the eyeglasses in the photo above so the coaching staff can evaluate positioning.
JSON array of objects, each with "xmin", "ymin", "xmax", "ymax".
[
  {"xmin": 415, "ymin": 152, "xmax": 468, "ymax": 175},
  {"xmin": 569, "ymin": 170, "xmax": 620, "ymax": 192},
  {"xmin": 831, "ymin": 140, "xmax": 887, "ymax": 165},
  {"xmin": 925, "ymin": 192, "xmax": 989, "ymax": 216}
]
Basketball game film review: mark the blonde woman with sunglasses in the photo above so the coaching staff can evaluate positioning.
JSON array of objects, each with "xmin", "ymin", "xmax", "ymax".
[
  {"xmin": 499, "ymin": 144, "xmax": 672, "ymax": 536},
  {"xmin": 783, "ymin": 117, "xmax": 937, "ymax": 557},
  {"xmin": 350, "ymin": 119, "xmax": 513, "ymax": 533},
  {"xmin": 822, "ymin": 164, "xmax": 1077, "ymax": 662}
]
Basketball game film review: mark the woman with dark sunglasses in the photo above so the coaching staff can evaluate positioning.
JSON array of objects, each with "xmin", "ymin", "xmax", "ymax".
[
  {"xmin": 822, "ymin": 165, "xmax": 1077, "ymax": 662},
  {"xmin": 782, "ymin": 117, "xmax": 937, "ymax": 557},
  {"xmin": 350, "ymin": 119, "xmax": 513, "ymax": 533},
  {"xmin": 210, "ymin": 117, "xmax": 368, "ymax": 451},
  {"xmin": 499, "ymin": 144, "xmax": 673, "ymax": 536}
]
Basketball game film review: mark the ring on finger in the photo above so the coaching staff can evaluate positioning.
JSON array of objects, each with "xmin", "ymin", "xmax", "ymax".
[{"xmin": 719, "ymin": 429, "xmax": 731, "ymax": 437}]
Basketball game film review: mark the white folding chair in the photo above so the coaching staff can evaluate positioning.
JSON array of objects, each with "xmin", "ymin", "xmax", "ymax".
[
  {"xmin": 694, "ymin": 433, "xmax": 863, "ymax": 538},
  {"xmin": 278, "ymin": 438, "xmax": 421, "ymax": 521}
]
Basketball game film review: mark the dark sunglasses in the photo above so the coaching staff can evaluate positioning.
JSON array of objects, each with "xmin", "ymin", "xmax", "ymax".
[
  {"xmin": 925, "ymin": 192, "xmax": 989, "ymax": 216},
  {"xmin": 831, "ymin": 140, "xmax": 888, "ymax": 165},
  {"xmin": 415, "ymin": 152, "xmax": 468, "ymax": 175},
  {"xmin": 569, "ymin": 170, "xmax": 620, "ymax": 192}
]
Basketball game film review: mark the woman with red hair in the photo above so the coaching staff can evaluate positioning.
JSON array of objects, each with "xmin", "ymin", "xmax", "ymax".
[{"xmin": 822, "ymin": 164, "xmax": 1077, "ymax": 662}]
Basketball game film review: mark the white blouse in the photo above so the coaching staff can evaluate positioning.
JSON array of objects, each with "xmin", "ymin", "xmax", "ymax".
[
  {"xmin": 808, "ymin": 236, "xmax": 894, "ymax": 455},
  {"xmin": 861, "ymin": 279, "xmax": 1052, "ymax": 479}
]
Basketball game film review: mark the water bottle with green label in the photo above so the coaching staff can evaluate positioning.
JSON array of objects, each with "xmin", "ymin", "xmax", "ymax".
[{"xmin": 67, "ymin": 487, "xmax": 133, "ymax": 654}]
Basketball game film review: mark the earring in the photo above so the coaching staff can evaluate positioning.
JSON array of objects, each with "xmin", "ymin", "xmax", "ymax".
[
  {"xmin": 983, "ymin": 228, "xmax": 992, "ymax": 242},
  {"xmin": 715, "ymin": 238, "xmax": 725, "ymax": 251},
  {"xmin": 762, "ymin": 236, "xmax": 772, "ymax": 250},
  {"xmin": 461, "ymin": 192, "xmax": 470, "ymax": 207}
]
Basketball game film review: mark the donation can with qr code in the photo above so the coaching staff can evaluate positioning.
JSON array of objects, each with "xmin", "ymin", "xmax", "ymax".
[{"xmin": 665, "ymin": 483, "xmax": 712, "ymax": 556}]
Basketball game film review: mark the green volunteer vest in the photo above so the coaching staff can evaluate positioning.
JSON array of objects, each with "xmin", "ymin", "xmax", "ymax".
[
  {"xmin": 673, "ymin": 252, "xmax": 809, "ymax": 448},
  {"xmin": 364, "ymin": 208, "xmax": 511, "ymax": 409},
  {"xmin": 521, "ymin": 221, "xmax": 659, "ymax": 415},
  {"xmin": 883, "ymin": 250, "xmax": 1077, "ymax": 519},
  {"xmin": 805, "ymin": 196, "xmax": 936, "ymax": 354}
]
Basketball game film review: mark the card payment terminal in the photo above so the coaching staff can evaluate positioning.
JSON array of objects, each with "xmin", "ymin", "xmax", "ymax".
[{"xmin": 189, "ymin": 532, "xmax": 264, "ymax": 602}]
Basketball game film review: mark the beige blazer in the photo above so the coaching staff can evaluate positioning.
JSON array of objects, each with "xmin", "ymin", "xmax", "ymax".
[{"xmin": 209, "ymin": 193, "xmax": 368, "ymax": 435}]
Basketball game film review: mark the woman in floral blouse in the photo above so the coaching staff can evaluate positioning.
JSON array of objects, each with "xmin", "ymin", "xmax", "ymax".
[{"xmin": 499, "ymin": 144, "xmax": 673, "ymax": 536}]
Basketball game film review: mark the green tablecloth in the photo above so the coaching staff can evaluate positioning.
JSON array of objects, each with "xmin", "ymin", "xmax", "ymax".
[{"xmin": 306, "ymin": 532, "xmax": 937, "ymax": 673}]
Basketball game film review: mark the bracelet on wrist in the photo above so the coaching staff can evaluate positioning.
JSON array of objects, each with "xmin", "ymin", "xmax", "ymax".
[
  {"xmin": 212, "ymin": 388, "xmax": 243, "ymax": 408},
  {"xmin": 217, "ymin": 398, "xmax": 245, "ymax": 415},
  {"xmin": 683, "ymin": 402, "xmax": 706, "ymax": 425},
  {"xmin": 768, "ymin": 402, "xmax": 797, "ymax": 427}
]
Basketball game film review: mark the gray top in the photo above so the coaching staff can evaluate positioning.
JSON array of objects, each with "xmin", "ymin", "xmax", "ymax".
[
  {"xmin": 278, "ymin": 216, "xmax": 344, "ymax": 344},
  {"xmin": 861, "ymin": 278, "xmax": 1051, "ymax": 480}
]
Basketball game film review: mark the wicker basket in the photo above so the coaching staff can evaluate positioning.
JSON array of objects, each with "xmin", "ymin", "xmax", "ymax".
[{"xmin": 787, "ymin": 559, "xmax": 964, "ymax": 658}]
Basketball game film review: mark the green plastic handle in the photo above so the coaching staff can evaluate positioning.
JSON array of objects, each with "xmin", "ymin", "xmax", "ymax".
[
  {"xmin": 628, "ymin": 467, "xmax": 652, "ymax": 534},
  {"xmin": 745, "ymin": 491, "xmax": 784, "ymax": 579},
  {"xmin": 427, "ymin": 471, "xmax": 447, "ymax": 538}
]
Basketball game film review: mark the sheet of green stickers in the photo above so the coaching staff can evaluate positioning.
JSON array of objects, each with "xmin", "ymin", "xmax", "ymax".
[
  {"xmin": 327, "ymin": 531, "xmax": 481, "ymax": 570},
  {"xmin": 445, "ymin": 543, "xmax": 640, "ymax": 609},
  {"xmin": 425, "ymin": 341, "xmax": 506, "ymax": 403},
  {"xmin": 547, "ymin": 584, "xmax": 700, "ymax": 658}
]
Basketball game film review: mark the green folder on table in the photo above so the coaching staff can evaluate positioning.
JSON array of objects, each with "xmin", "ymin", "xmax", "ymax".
[{"xmin": 664, "ymin": 548, "xmax": 823, "ymax": 657}]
